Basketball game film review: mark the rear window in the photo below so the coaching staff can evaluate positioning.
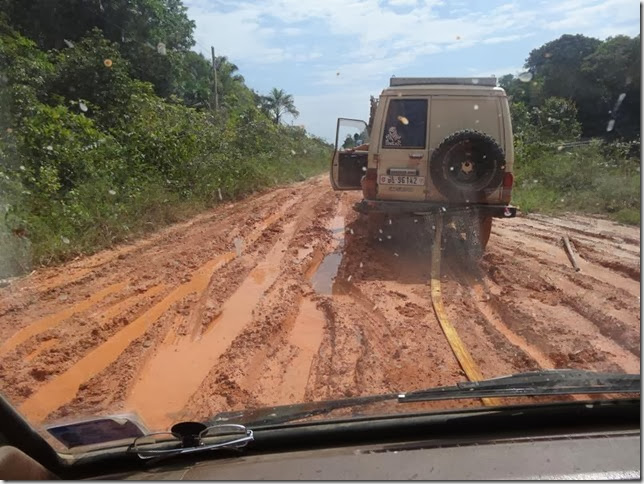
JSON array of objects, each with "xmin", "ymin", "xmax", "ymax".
[{"xmin": 381, "ymin": 99, "xmax": 428, "ymax": 149}]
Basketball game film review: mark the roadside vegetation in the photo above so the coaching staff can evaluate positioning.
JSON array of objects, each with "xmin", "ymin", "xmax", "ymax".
[
  {"xmin": 0, "ymin": 0, "xmax": 331, "ymax": 278},
  {"xmin": 500, "ymin": 34, "xmax": 640, "ymax": 225}
]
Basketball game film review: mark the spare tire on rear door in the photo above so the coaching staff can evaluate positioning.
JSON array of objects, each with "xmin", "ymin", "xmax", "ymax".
[{"xmin": 429, "ymin": 130, "xmax": 505, "ymax": 202}]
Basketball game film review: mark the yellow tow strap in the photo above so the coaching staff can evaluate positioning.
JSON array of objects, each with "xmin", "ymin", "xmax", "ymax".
[{"xmin": 430, "ymin": 214, "xmax": 500, "ymax": 407}]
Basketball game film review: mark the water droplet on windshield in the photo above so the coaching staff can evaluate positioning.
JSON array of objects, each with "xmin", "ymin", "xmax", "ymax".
[
  {"xmin": 518, "ymin": 71, "xmax": 533, "ymax": 82},
  {"xmin": 386, "ymin": 235, "xmax": 392, "ymax": 239},
  {"xmin": 473, "ymin": 104, "xmax": 479, "ymax": 110}
]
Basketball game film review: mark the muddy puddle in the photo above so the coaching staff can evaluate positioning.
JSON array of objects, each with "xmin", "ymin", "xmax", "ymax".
[{"xmin": 310, "ymin": 214, "xmax": 346, "ymax": 295}]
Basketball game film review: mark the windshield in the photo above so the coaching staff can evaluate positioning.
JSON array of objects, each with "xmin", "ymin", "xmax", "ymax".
[{"xmin": 0, "ymin": 0, "xmax": 639, "ymax": 453}]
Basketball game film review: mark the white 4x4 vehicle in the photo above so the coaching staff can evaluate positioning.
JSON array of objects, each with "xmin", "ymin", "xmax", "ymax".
[{"xmin": 330, "ymin": 77, "xmax": 516, "ymax": 254}]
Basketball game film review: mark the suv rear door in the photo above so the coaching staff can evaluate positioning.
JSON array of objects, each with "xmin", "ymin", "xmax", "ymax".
[
  {"xmin": 375, "ymin": 97, "xmax": 429, "ymax": 201},
  {"xmin": 330, "ymin": 118, "xmax": 369, "ymax": 190}
]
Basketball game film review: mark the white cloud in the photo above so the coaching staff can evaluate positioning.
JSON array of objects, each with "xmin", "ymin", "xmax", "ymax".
[
  {"xmin": 184, "ymin": 0, "xmax": 639, "ymax": 138},
  {"xmin": 542, "ymin": 0, "xmax": 638, "ymax": 37},
  {"xmin": 387, "ymin": 0, "xmax": 419, "ymax": 6}
]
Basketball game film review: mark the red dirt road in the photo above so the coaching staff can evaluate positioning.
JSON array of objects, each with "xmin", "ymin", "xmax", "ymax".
[{"xmin": 0, "ymin": 176, "xmax": 640, "ymax": 431}]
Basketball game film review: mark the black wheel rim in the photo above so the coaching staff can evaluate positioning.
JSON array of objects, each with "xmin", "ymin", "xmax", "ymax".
[{"xmin": 443, "ymin": 139, "xmax": 496, "ymax": 190}]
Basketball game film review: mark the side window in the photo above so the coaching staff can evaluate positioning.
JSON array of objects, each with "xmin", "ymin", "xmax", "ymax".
[{"xmin": 381, "ymin": 99, "xmax": 428, "ymax": 149}]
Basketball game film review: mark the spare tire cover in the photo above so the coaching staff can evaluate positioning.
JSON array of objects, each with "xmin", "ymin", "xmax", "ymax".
[{"xmin": 429, "ymin": 129, "xmax": 506, "ymax": 201}]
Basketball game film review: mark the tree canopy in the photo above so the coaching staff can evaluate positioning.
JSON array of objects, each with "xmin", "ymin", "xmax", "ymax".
[{"xmin": 501, "ymin": 33, "xmax": 640, "ymax": 139}]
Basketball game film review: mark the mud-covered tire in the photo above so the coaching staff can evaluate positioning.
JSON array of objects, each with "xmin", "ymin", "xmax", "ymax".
[
  {"xmin": 430, "ymin": 130, "xmax": 506, "ymax": 202},
  {"xmin": 444, "ymin": 213, "xmax": 492, "ymax": 259}
]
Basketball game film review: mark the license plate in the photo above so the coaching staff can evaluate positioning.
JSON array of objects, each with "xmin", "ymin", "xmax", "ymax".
[{"xmin": 379, "ymin": 175, "xmax": 425, "ymax": 185}]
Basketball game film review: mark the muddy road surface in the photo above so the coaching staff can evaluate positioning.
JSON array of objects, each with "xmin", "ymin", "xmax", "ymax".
[{"xmin": 0, "ymin": 176, "xmax": 640, "ymax": 431}]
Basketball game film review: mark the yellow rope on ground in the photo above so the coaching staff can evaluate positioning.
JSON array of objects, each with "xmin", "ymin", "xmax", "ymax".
[{"xmin": 430, "ymin": 214, "xmax": 501, "ymax": 407}]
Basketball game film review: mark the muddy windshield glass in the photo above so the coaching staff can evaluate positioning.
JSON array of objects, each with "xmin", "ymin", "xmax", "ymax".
[{"xmin": 0, "ymin": 0, "xmax": 639, "ymax": 450}]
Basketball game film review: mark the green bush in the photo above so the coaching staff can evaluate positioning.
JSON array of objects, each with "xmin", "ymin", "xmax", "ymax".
[
  {"xmin": 0, "ymin": 24, "xmax": 332, "ymax": 278},
  {"xmin": 513, "ymin": 140, "xmax": 640, "ymax": 224}
]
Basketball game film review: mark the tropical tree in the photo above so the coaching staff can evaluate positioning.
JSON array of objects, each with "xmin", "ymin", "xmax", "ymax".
[{"xmin": 262, "ymin": 88, "xmax": 299, "ymax": 125}]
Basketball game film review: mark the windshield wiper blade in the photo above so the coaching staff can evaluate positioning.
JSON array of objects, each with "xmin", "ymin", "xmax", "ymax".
[
  {"xmin": 208, "ymin": 371, "xmax": 639, "ymax": 427},
  {"xmin": 398, "ymin": 370, "xmax": 640, "ymax": 403},
  {"xmin": 209, "ymin": 393, "xmax": 398, "ymax": 427}
]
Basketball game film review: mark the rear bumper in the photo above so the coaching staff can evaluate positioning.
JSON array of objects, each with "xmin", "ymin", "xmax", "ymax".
[{"xmin": 354, "ymin": 199, "xmax": 517, "ymax": 218}]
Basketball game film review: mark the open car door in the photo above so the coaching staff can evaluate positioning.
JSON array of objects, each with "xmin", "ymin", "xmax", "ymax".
[{"xmin": 330, "ymin": 118, "xmax": 369, "ymax": 190}]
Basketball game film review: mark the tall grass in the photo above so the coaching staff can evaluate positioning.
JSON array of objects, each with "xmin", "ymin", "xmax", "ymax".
[{"xmin": 512, "ymin": 139, "xmax": 640, "ymax": 225}]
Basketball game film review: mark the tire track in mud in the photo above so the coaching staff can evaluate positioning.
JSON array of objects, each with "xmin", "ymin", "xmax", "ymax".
[
  {"xmin": 183, "ymin": 187, "xmax": 340, "ymax": 424},
  {"xmin": 10, "ymin": 184, "xmax": 316, "ymax": 423},
  {"xmin": 478, "ymin": 233, "xmax": 640, "ymax": 373}
]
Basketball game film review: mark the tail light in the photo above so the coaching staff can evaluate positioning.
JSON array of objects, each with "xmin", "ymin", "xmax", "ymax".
[
  {"xmin": 362, "ymin": 168, "xmax": 378, "ymax": 200},
  {"xmin": 501, "ymin": 172, "xmax": 513, "ymax": 203}
]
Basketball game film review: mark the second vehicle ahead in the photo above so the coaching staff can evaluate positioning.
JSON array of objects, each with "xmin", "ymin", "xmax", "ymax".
[{"xmin": 330, "ymin": 77, "xmax": 517, "ymax": 253}]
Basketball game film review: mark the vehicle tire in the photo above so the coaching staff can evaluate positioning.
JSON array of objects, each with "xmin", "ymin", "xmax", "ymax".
[
  {"xmin": 444, "ymin": 212, "xmax": 491, "ymax": 259},
  {"xmin": 430, "ymin": 130, "xmax": 506, "ymax": 202}
]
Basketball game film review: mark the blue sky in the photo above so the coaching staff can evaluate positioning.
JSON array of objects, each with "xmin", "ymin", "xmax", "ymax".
[{"xmin": 184, "ymin": 0, "xmax": 639, "ymax": 141}]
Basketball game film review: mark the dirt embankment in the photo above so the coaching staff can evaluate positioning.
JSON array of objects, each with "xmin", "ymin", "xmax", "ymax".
[{"xmin": 0, "ymin": 176, "xmax": 639, "ymax": 431}]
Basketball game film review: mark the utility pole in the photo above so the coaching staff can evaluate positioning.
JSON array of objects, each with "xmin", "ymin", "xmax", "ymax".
[{"xmin": 211, "ymin": 46, "xmax": 219, "ymax": 111}]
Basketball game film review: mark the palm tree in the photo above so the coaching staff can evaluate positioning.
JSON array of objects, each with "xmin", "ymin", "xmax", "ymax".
[
  {"xmin": 216, "ymin": 56, "xmax": 245, "ymax": 84},
  {"xmin": 262, "ymin": 88, "xmax": 300, "ymax": 124}
]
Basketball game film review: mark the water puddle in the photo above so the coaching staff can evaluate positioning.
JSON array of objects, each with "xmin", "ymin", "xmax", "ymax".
[
  {"xmin": 272, "ymin": 298, "xmax": 326, "ymax": 404},
  {"xmin": 24, "ymin": 339, "xmax": 58, "ymax": 363},
  {"xmin": 18, "ymin": 252, "xmax": 235, "ymax": 423},
  {"xmin": 310, "ymin": 214, "xmax": 346, "ymax": 295},
  {"xmin": 0, "ymin": 281, "xmax": 127, "ymax": 358},
  {"xmin": 124, "ymin": 222, "xmax": 297, "ymax": 430}
]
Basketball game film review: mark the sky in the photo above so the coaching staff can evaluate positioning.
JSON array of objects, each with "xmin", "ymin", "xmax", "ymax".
[{"xmin": 184, "ymin": 0, "xmax": 639, "ymax": 141}]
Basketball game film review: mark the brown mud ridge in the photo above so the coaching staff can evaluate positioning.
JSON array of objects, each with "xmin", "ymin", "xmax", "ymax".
[{"xmin": 0, "ymin": 176, "xmax": 640, "ymax": 431}]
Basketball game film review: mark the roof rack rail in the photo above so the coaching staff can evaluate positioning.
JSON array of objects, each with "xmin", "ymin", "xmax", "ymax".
[{"xmin": 389, "ymin": 77, "xmax": 497, "ymax": 87}]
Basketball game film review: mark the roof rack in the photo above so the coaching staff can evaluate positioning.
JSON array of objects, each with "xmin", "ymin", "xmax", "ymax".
[{"xmin": 389, "ymin": 77, "xmax": 497, "ymax": 87}]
